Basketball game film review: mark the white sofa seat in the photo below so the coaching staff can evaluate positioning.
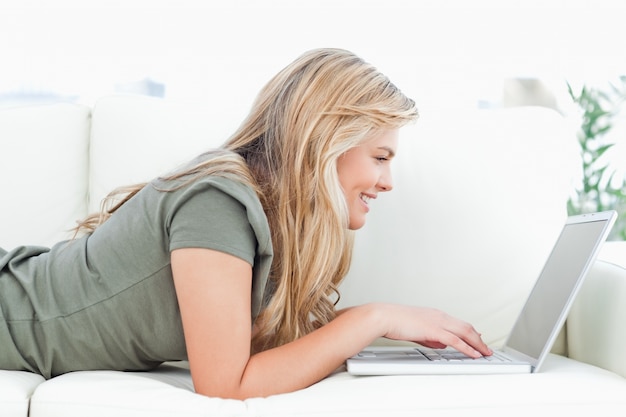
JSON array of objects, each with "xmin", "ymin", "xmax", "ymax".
[
  {"xmin": 28, "ymin": 355, "xmax": 626, "ymax": 417},
  {"xmin": 1, "ymin": 96, "xmax": 625, "ymax": 416},
  {"xmin": 0, "ymin": 371, "xmax": 45, "ymax": 417}
]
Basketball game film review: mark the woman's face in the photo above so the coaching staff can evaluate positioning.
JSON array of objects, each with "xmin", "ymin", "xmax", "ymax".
[{"xmin": 336, "ymin": 129, "xmax": 399, "ymax": 230}]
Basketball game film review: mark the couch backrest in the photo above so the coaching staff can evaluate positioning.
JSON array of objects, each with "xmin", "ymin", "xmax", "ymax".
[
  {"xmin": 2, "ymin": 96, "xmax": 580, "ymax": 348},
  {"xmin": 0, "ymin": 103, "xmax": 90, "ymax": 248},
  {"xmin": 89, "ymin": 95, "xmax": 230, "ymax": 213}
]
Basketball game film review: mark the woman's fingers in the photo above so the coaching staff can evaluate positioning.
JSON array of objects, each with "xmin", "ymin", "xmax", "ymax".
[{"xmin": 380, "ymin": 304, "xmax": 492, "ymax": 357}]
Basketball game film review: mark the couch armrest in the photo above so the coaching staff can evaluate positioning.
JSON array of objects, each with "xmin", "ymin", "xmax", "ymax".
[{"xmin": 567, "ymin": 259, "xmax": 626, "ymax": 378}]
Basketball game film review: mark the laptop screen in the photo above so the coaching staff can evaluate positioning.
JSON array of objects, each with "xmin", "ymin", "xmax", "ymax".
[{"xmin": 505, "ymin": 215, "xmax": 613, "ymax": 363}]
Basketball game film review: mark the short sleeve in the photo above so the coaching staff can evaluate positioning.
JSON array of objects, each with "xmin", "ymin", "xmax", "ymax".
[{"xmin": 167, "ymin": 182, "xmax": 257, "ymax": 266}]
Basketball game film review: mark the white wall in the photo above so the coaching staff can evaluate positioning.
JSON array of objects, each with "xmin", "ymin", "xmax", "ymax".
[
  {"xmin": 1, "ymin": 0, "xmax": 624, "ymax": 172},
  {"xmin": 2, "ymin": 0, "xmax": 624, "ymax": 108}
]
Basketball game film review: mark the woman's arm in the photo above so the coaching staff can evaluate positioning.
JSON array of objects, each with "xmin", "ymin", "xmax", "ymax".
[{"xmin": 172, "ymin": 248, "xmax": 491, "ymax": 400}]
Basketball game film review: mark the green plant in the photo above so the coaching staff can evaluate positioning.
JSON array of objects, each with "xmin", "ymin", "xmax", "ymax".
[{"xmin": 567, "ymin": 77, "xmax": 626, "ymax": 240}]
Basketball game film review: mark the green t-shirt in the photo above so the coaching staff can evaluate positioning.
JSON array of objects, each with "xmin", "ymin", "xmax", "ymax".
[{"xmin": 0, "ymin": 175, "xmax": 273, "ymax": 379}]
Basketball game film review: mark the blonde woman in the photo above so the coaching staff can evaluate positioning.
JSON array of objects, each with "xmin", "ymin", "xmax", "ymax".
[{"xmin": 0, "ymin": 48, "xmax": 491, "ymax": 399}]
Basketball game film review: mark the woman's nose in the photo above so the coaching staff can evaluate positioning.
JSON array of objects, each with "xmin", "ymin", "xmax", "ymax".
[{"xmin": 377, "ymin": 172, "xmax": 393, "ymax": 192}]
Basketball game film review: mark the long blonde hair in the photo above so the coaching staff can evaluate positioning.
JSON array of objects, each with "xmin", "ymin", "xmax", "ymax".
[{"xmin": 76, "ymin": 48, "xmax": 418, "ymax": 352}]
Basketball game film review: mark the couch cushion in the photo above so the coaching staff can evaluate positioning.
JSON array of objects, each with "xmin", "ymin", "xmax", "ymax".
[
  {"xmin": 567, "ymin": 260, "xmax": 626, "ymax": 378},
  {"xmin": 0, "ymin": 370, "xmax": 45, "ymax": 417},
  {"xmin": 89, "ymin": 95, "xmax": 231, "ymax": 213},
  {"xmin": 339, "ymin": 107, "xmax": 580, "ymax": 347},
  {"xmin": 28, "ymin": 355, "xmax": 626, "ymax": 416},
  {"xmin": 0, "ymin": 103, "xmax": 90, "ymax": 248}
]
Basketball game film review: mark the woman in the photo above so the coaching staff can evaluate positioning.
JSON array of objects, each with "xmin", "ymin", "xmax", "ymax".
[{"xmin": 0, "ymin": 48, "xmax": 491, "ymax": 399}]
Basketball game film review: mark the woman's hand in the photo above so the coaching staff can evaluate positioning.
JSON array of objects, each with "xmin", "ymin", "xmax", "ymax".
[{"xmin": 372, "ymin": 303, "xmax": 492, "ymax": 358}]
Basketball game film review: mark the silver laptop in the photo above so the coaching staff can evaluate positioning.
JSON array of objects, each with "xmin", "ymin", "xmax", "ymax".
[{"xmin": 347, "ymin": 210, "xmax": 617, "ymax": 375}]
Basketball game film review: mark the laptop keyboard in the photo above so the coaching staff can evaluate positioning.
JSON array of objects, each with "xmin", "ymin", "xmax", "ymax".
[
  {"xmin": 356, "ymin": 348, "xmax": 510, "ymax": 363},
  {"xmin": 413, "ymin": 348, "xmax": 510, "ymax": 362}
]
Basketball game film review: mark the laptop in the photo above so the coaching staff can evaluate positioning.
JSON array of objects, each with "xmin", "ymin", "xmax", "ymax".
[{"xmin": 346, "ymin": 210, "xmax": 617, "ymax": 376}]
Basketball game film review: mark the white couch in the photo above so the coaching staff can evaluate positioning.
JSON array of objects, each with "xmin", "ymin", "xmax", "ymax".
[{"xmin": 1, "ymin": 95, "xmax": 625, "ymax": 416}]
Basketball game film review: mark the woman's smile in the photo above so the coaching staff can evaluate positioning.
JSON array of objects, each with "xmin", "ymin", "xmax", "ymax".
[{"xmin": 336, "ymin": 129, "xmax": 399, "ymax": 230}]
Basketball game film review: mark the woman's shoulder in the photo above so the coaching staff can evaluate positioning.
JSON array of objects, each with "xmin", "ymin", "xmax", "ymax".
[
  {"xmin": 151, "ymin": 174, "xmax": 271, "ymax": 253},
  {"xmin": 151, "ymin": 174, "xmax": 260, "ymax": 212}
]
